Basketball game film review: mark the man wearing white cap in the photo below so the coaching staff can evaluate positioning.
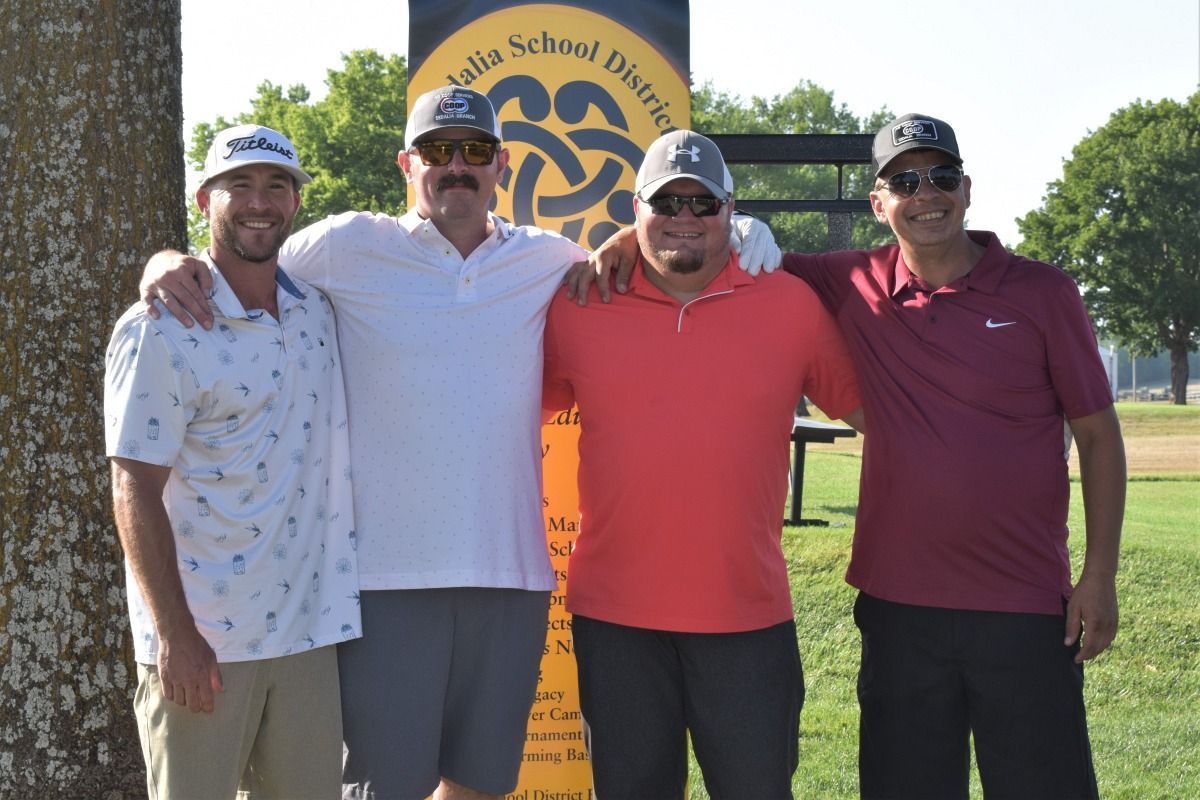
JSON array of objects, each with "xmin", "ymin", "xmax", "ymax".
[
  {"xmin": 105, "ymin": 124, "xmax": 361, "ymax": 799},
  {"xmin": 543, "ymin": 130, "xmax": 863, "ymax": 798}
]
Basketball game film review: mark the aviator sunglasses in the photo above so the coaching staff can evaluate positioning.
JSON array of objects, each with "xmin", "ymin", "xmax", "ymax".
[
  {"xmin": 412, "ymin": 139, "xmax": 498, "ymax": 166},
  {"xmin": 641, "ymin": 193, "xmax": 730, "ymax": 217},
  {"xmin": 882, "ymin": 164, "xmax": 963, "ymax": 198}
]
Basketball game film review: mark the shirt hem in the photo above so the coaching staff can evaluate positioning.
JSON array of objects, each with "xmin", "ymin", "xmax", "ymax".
[
  {"xmin": 358, "ymin": 572, "xmax": 557, "ymax": 592},
  {"xmin": 134, "ymin": 635, "xmax": 355, "ymax": 665},
  {"xmin": 566, "ymin": 602, "xmax": 795, "ymax": 634}
]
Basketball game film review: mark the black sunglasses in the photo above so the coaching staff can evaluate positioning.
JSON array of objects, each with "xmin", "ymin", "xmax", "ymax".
[
  {"xmin": 411, "ymin": 139, "xmax": 498, "ymax": 166},
  {"xmin": 641, "ymin": 194, "xmax": 729, "ymax": 217},
  {"xmin": 882, "ymin": 164, "xmax": 963, "ymax": 198}
]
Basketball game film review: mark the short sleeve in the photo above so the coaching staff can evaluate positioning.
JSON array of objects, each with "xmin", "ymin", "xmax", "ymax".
[{"xmin": 104, "ymin": 314, "xmax": 195, "ymax": 466}]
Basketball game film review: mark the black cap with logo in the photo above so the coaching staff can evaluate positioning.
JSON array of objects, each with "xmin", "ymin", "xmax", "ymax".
[{"xmin": 872, "ymin": 113, "xmax": 962, "ymax": 176}]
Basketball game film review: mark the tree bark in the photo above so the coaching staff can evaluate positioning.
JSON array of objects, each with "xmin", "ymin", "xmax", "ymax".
[
  {"xmin": 1170, "ymin": 339, "xmax": 1191, "ymax": 405},
  {"xmin": 0, "ymin": 1, "xmax": 185, "ymax": 796}
]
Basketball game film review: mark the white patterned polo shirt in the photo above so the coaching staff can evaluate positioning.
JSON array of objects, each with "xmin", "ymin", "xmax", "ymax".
[{"xmin": 104, "ymin": 252, "xmax": 361, "ymax": 663}]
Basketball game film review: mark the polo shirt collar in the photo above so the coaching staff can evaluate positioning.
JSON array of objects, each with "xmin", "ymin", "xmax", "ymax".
[
  {"xmin": 628, "ymin": 249, "xmax": 752, "ymax": 302},
  {"xmin": 201, "ymin": 250, "xmax": 306, "ymax": 320},
  {"xmin": 889, "ymin": 230, "xmax": 1007, "ymax": 297},
  {"xmin": 398, "ymin": 208, "xmax": 515, "ymax": 242}
]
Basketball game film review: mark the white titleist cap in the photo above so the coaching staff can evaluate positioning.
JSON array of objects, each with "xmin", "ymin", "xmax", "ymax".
[{"xmin": 201, "ymin": 124, "xmax": 312, "ymax": 188}]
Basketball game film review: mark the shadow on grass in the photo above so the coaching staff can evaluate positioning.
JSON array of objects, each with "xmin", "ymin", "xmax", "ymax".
[{"xmin": 822, "ymin": 505, "xmax": 858, "ymax": 516}]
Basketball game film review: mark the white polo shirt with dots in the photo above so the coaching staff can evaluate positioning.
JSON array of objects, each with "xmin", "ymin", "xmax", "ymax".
[
  {"xmin": 280, "ymin": 210, "xmax": 586, "ymax": 592},
  {"xmin": 104, "ymin": 253, "xmax": 361, "ymax": 663}
]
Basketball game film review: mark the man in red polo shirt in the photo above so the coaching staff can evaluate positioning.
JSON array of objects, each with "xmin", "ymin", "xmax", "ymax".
[
  {"xmin": 543, "ymin": 129, "xmax": 862, "ymax": 799},
  {"xmin": 585, "ymin": 113, "xmax": 1124, "ymax": 800}
]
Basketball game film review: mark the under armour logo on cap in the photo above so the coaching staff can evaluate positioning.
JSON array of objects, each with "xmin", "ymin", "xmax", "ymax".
[{"xmin": 667, "ymin": 145, "xmax": 702, "ymax": 163}]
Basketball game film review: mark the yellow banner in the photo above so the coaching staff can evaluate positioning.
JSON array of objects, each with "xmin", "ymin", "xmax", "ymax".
[{"xmin": 410, "ymin": 3, "xmax": 690, "ymax": 244}]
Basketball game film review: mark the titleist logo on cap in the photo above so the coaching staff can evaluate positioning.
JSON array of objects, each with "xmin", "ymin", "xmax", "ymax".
[
  {"xmin": 222, "ymin": 134, "xmax": 297, "ymax": 163},
  {"xmin": 892, "ymin": 119, "xmax": 940, "ymax": 146}
]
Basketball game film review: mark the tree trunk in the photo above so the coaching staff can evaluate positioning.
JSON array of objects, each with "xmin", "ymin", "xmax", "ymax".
[
  {"xmin": 1170, "ymin": 339, "xmax": 1191, "ymax": 405},
  {"xmin": 0, "ymin": 2, "xmax": 185, "ymax": 796}
]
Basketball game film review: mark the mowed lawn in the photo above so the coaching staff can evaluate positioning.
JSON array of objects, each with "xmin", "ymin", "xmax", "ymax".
[{"xmin": 686, "ymin": 403, "xmax": 1200, "ymax": 799}]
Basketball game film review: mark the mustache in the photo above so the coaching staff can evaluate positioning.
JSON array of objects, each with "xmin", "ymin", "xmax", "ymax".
[{"xmin": 437, "ymin": 174, "xmax": 480, "ymax": 191}]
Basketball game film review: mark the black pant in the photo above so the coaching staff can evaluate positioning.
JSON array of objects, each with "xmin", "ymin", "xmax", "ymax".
[
  {"xmin": 572, "ymin": 615, "xmax": 803, "ymax": 800},
  {"xmin": 854, "ymin": 592, "xmax": 1099, "ymax": 800}
]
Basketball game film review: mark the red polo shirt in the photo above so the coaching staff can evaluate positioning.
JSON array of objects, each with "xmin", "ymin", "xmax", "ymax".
[
  {"xmin": 783, "ymin": 231, "xmax": 1113, "ymax": 614},
  {"xmin": 543, "ymin": 253, "xmax": 860, "ymax": 632}
]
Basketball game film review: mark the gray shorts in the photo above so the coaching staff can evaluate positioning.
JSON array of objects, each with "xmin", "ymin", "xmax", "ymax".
[{"xmin": 338, "ymin": 587, "xmax": 551, "ymax": 799}]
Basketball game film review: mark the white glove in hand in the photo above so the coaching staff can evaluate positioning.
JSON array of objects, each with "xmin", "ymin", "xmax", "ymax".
[{"xmin": 730, "ymin": 213, "xmax": 782, "ymax": 275}]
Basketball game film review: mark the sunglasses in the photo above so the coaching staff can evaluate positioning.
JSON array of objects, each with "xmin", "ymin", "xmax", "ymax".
[
  {"xmin": 641, "ymin": 194, "xmax": 729, "ymax": 217},
  {"xmin": 411, "ymin": 139, "xmax": 498, "ymax": 166},
  {"xmin": 882, "ymin": 164, "xmax": 963, "ymax": 198}
]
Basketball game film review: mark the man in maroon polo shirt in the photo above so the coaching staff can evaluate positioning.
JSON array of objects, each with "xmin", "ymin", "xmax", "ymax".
[
  {"xmin": 779, "ymin": 113, "xmax": 1124, "ymax": 800},
  {"xmin": 585, "ymin": 113, "xmax": 1125, "ymax": 799}
]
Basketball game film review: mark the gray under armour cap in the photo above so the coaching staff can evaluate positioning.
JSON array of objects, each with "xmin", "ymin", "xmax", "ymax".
[{"xmin": 636, "ymin": 130, "xmax": 734, "ymax": 200}]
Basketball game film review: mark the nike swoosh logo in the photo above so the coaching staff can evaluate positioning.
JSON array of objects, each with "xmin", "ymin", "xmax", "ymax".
[{"xmin": 986, "ymin": 319, "xmax": 1017, "ymax": 328}]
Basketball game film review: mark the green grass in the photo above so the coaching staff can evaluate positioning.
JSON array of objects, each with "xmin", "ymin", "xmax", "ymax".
[
  {"xmin": 1110, "ymin": 401, "xmax": 1200, "ymax": 438},
  {"xmin": 684, "ymin": 407, "xmax": 1200, "ymax": 799}
]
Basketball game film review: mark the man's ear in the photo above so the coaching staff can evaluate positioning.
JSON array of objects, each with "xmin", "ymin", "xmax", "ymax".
[
  {"xmin": 196, "ymin": 187, "xmax": 211, "ymax": 219},
  {"xmin": 868, "ymin": 191, "xmax": 889, "ymax": 224},
  {"xmin": 963, "ymin": 174, "xmax": 972, "ymax": 209},
  {"xmin": 397, "ymin": 150, "xmax": 414, "ymax": 183}
]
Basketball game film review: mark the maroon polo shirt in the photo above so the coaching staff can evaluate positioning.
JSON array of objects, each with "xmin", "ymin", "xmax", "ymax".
[{"xmin": 784, "ymin": 231, "xmax": 1113, "ymax": 614}]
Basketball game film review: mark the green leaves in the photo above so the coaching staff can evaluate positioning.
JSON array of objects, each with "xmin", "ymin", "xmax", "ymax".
[
  {"xmin": 187, "ymin": 50, "xmax": 409, "ymax": 250},
  {"xmin": 1018, "ymin": 94, "xmax": 1199, "ymax": 402},
  {"xmin": 692, "ymin": 81, "xmax": 893, "ymax": 253},
  {"xmin": 186, "ymin": 58, "xmax": 890, "ymax": 259}
]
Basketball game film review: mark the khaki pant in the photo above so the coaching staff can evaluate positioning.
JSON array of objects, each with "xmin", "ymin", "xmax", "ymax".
[{"xmin": 135, "ymin": 645, "xmax": 342, "ymax": 800}]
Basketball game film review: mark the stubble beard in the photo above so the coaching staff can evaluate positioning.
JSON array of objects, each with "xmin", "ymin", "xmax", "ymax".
[{"xmin": 211, "ymin": 213, "xmax": 292, "ymax": 263}]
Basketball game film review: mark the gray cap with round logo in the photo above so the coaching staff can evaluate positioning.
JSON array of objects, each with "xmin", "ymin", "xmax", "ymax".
[{"xmin": 404, "ymin": 85, "xmax": 502, "ymax": 149}]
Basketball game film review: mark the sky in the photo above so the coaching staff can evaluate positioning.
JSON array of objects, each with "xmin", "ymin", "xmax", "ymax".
[{"xmin": 180, "ymin": 0, "xmax": 1198, "ymax": 247}]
